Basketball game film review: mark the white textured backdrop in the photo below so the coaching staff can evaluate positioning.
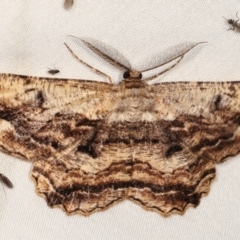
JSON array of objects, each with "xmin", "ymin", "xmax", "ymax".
[{"xmin": 0, "ymin": 1, "xmax": 240, "ymax": 239}]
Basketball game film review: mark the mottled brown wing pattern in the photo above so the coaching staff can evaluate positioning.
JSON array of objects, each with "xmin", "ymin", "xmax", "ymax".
[
  {"xmin": 153, "ymin": 82, "xmax": 240, "ymax": 163},
  {"xmin": 0, "ymin": 73, "xmax": 240, "ymax": 216},
  {"xmin": 0, "ymin": 74, "xmax": 117, "ymax": 161},
  {"xmin": 129, "ymin": 82, "xmax": 240, "ymax": 214}
]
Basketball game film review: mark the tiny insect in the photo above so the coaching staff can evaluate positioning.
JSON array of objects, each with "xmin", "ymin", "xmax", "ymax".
[
  {"xmin": 64, "ymin": 0, "xmax": 74, "ymax": 10},
  {"xmin": 223, "ymin": 12, "xmax": 240, "ymax": 31},
  {"xmin": 47, "ymin": 68, "xmax": 60, "ymax": 75},
  {"xmin": 0, "ymin": 173, "xmax": 13, "ymax": 189}
]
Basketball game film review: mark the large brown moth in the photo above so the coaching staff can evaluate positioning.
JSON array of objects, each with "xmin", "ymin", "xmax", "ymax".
[{"xmin": 0, "ymin": 38, "xmax": 238, "ymax": 216}]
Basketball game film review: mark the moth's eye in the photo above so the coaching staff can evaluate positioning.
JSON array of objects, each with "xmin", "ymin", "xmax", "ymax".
[
  {"xmin": 123, "ymin": 71, "xmax": 130, "ymax": 79},
  {"xmin": 139, "ymin": 73, "xmax": 143, "ymax": 79}
]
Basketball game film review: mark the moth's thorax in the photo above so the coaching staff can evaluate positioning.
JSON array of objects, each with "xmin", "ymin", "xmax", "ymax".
[
  {"xmin": 108, "ymin": 76, "xmax": 157, "ymax": 122},
  {"xmin": 121, "ymin": 78, "xmax": 145, "ymax": 89},
  {"xmin": 121, "ymin": 70, "xmax": 143, "ymax": 89}
]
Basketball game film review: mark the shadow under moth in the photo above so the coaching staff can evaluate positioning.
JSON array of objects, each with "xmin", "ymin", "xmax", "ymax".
[{"xmin": 0, "ymin": 38, "xmax": 239, "ymax": 216}]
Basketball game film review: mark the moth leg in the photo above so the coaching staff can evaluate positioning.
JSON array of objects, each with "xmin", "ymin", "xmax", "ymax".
[
  {"xmin": 143, "ymin": 55, "xmax": 184, "ymax": 82},
  {"xmin": 64, "ymin": 43, "xmax": 112, "ymax": 84}
]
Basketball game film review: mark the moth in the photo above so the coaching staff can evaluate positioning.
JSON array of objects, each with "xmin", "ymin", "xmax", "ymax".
[
  {"xmin": 64, "ymin": 0, "xmax": 74, "ymax": 10},
  {"xmin": 0, "ymin": 38, "xmax": 239, "ymax": 216},
  {"xmin": 0, "ymin": 173, "xmax": 13, "ymax": 189},
  {"xmin": 223, "ymin": 12, "xmax": 240, "ymax": 31}
]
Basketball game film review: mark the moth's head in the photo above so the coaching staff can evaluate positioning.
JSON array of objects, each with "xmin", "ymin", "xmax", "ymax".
[{"xmin": 123, "ymin": 70, "xmax": 142, "ymax": 80}]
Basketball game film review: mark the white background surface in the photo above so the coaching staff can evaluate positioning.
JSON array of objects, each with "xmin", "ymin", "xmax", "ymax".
[{"xmin": 0, "ymin": 1, "xmax": 240, "ymax": 239}]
